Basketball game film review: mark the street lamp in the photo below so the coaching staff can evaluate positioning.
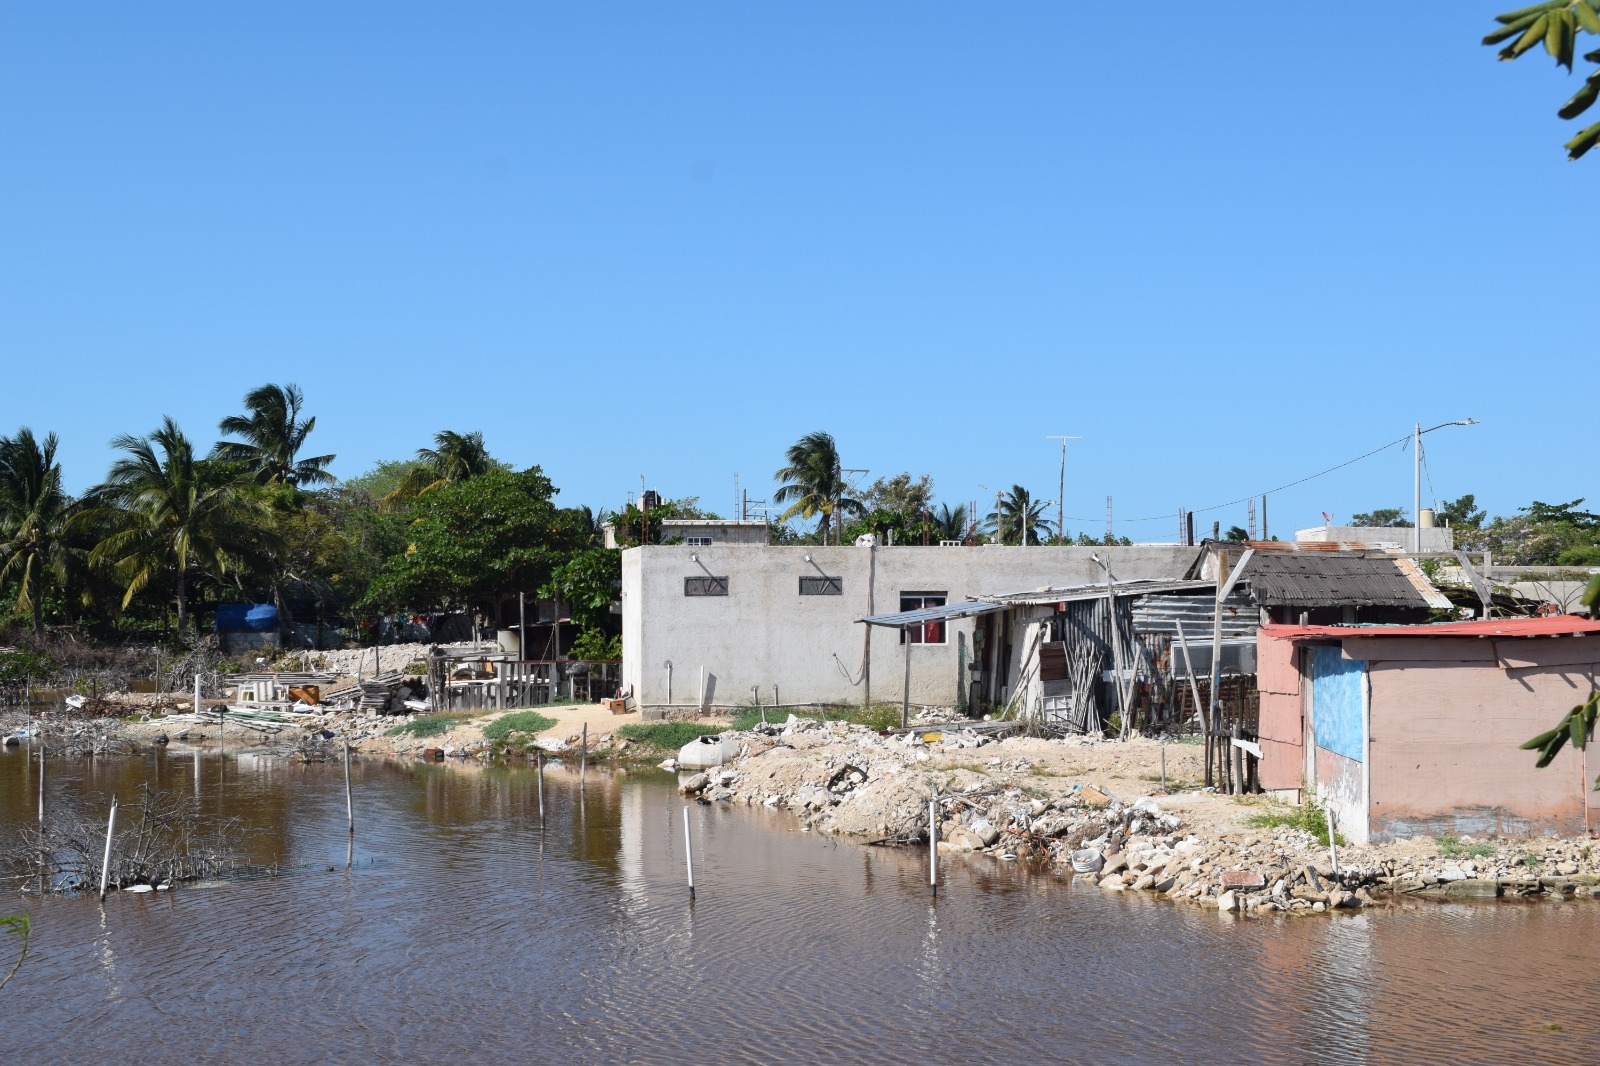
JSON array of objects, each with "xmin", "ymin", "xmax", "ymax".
[{"xmin": 1412, "ymin": 419, "xmax": 1479, "ymax": 553}]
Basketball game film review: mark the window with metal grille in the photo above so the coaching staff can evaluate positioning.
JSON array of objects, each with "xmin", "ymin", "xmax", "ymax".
[
  {"xmin": 799, "ymin": 575, "xmax": 843, "ymax": 596},
  {"xmin": 899, "ymin": 591, "xmax": 947, "ymax": 644},
  {"xmin": 684, "ymin": 537, "xmax": 713, "ymax": 547},
  {"xmin": 684, "ymin": 576, "xmax": 729, "ymax": 596}
]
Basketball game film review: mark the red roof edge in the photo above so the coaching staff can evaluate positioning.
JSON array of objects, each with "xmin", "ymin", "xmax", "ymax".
[{"xmin": 1260, "ymin": 615, "xmax": 1600, "ymax": 641}]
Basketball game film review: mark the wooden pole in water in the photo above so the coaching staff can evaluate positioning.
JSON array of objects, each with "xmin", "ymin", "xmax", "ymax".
[
  {"xmin": 929, "ymin": 793, "xmax": 939, "ymax": 897},
  {"xmin": 581, "ymin": 722, "xmax": 588, "ymax": 784},
  {"xmin": 683, "ymin": 804, "xmax": 695, "ymax": 900},
  {"xmin": 98, "ymin": 796, "xmax": 118, "ymax": 902},
  {"xmin": 343, "ymin": 739, "xmax": 354, "ymax": 834}
]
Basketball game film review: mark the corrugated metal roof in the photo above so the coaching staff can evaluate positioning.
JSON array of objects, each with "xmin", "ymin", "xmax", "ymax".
[
  {"xmin": 1132, "ymin": 588, "xmax": 1259, "ymax": 639},
  {"xmin": 1261, "ymin": 616, "xmax": 1600, "ymax": 640},
  {"xmin": 1240, "ymin": 553, "xmax": 1452, "ymax": 609},
  {"xmin": 983, "ymin": 579, "xmax": 1215, "ymax": 606},
  {"xmin": 859, "ymin": 599, "xmax": 1008, "ymax": 627}
]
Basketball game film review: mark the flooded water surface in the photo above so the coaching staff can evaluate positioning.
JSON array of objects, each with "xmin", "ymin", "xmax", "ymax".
[{"xmin": 2, "ymin": 745, "xmax": 1597, "ymax": 1064}]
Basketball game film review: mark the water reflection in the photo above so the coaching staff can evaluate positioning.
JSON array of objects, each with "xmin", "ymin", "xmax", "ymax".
[{"xmin": 1, "ymin": 745, "xmax": 1598, "ymax": 1065}]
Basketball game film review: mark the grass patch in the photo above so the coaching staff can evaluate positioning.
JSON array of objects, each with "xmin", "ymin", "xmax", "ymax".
[
  {"xmin": 482, "ymin": 711, "xmax": 557, "ymax": 742},
  {"xmin": 616, "ymin": 722, "xmax": 724, "ymax": 752},
  {"xmin": 1244, "ymin": 798, "xmax": 1346, "ymax": 847},
  {"xmin": 1436, "ymin": 834, "xmax": 1495, "ymax": 859},
  {"xmin": 729, "ymin": 702, "xmax": 907, "ymax": 733},
  {"xmin": 386, "ymin": 712, "xmax": 477, "ymax": 739}
]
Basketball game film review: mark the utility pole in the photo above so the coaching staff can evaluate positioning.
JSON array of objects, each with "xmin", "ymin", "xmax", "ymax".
[
  {"xmin": 1412, "ymin": 419, "xmax": 1480, "ymax": 553},
  {"xmin": 1046, "ymin": 435, "xmax": 1081, "ymax": 545}
]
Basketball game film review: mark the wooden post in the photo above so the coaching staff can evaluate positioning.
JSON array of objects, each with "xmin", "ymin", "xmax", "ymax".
[
  {"xmin": 581, "ymin": 722, "xmax": 588, "ymax": 784},
  {"xmin": 683, "ymin": 804, "xmax": 696, "ymax": 900},
  {"xmin": 1207, "ymin": 549, "xmax": 1228, "ymax": 789},
  {"xmin": 901, "ymin": 628, "xmax": 911, "ymax": 730},
  {"xmin": 98, "ymin": 796, "xmax": 118, "ymax": 902},
  {"xmin": 343, "ymin": 740, "xmax": 354, "ymax": 834},
  {"xmin": 1326, "ymin": 807, "xmax": 1339, "ymax": 875}
]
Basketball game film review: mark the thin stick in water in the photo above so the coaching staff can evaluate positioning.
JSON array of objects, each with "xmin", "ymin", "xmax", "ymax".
[
  {"xmin": 536, "ymin": 751, "xmax": 545, "ymax": 824},
  {"xmin": 98, "ymin": 796, "xmax": 118, "ymax": 902},
  {"xmin": 683, "ymin": 804, "xmax": 695, "ymax": 900},
  {"xmin": 1326, "ymin": 806, "xmax": 1339, "ymax": 876},
  {"xmin": 929, "ymin": 793, "xmax": 939, "ymax": 897},
  {"xmin": 343, "ymin": 739, "xmax": 354, "ymax": 834},
  {"xmin": 581, "ymin": 722, "xmax": 588, "ymax": 783}
]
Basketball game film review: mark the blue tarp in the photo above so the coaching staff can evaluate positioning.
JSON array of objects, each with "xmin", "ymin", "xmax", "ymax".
[
  {"xmin": 1311, "ymin": 645, "xmax": 1365, "ymax": 762},
  {"xmin": 215, "ymin": 603, "xmax": 280, "ymax": 632}
]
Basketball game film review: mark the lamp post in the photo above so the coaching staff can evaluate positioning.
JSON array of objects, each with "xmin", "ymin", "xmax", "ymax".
[
  {"xmin": 1046, "ymin": 435, "xmax": 1081, "ymax": 545},
  {"xmin": 1412, "ymin": 419, "xmax": 1479, "ymax": 553}
]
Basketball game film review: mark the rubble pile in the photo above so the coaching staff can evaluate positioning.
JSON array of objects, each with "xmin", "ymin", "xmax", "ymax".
[{"xmin": 674, "ymin": 714, "xmax": 1600, "ymax": 917}]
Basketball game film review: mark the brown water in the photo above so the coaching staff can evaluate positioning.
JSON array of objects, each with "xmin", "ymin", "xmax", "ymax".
[{"xmin": 2, "ymin": 746, "xmax": 1597, "ymax": 1065}]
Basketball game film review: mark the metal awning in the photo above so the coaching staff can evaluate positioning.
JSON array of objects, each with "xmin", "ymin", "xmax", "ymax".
[
  {"xmin": 858, "ymin": 599, "xmax": 1009, "ymax": 628},
  {"xmin": 983, "ymin": 579, "xmax": 1215, "ymax": 606}
]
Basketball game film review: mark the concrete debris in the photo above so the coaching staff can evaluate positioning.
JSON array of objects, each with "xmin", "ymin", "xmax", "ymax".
[{"xmin": 673, "ymin": 715, "xmax": 1600, "ymax": 920}]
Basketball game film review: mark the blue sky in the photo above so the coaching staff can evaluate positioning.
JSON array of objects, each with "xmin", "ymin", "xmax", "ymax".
[{"xmin": 1, "ymin": 4, "xmax": 1588, "ymax": 540}]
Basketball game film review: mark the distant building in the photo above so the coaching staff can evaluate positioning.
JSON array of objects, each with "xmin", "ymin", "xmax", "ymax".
[
  {"xmin": 1295, "ymin": 524, "xmax": 1454, "ymax": 552},
  {"xmin": 603, "ymin": 518, "xmax": 770, "ymax": 549}
]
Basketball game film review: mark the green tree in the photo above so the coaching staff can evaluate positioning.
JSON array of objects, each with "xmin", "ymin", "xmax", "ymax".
[
  {"xmin": 861, "ymin": 473, "xmax": 935, "ymax": 518},
  {"xmin": 1483, "ymin": 1, "xmax": 1600, "ymax": 159},
  {"xmin": 773, "ymin": 431, "xmax": 861, "ymax": 545},
  {"xmin": 1437, "ymin": 493, "xmax": 1487, "ymax": 531},
  {"xmin": 1224, "ymin": 525, "xmax": 1251, "ymax": 543},
  {"xmin": 214, "ymin": 383, "xmax": 336, "ymax": 486},
  {"xmin": 984, "ymin": 485, "xmax": 1050, "ymax": 546},
  {"xmin": 85, "ymin": 417, "xmax": 250, "ymax": 634},
  {"xmin": 932, "ymin": 502, "xmax": 969, "ymax": 543},
  {"xmin": 1462, "ymin": 498, "xmax": 1600, "ymax": 565},
  {"xmin": 1349, "ymin": 508, "xmax": 1410, "ymax": 528},
  {"xmin": 380, "ymin": 430, "xmax": 504, "ymax": 510},
  {"xmin": 362, "ymin": 468, "xmax": 586, "ymax": 619},
  {"xmin": 543, "ymin": 547, "xmax": 621, "ymax": 631},
  {"xmin": 0, "ymin": 428, "xmax": 71, "ymax": 635}
]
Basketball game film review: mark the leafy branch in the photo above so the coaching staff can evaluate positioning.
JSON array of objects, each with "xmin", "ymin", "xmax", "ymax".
[{"xmin": 1485, "ymin": 1, "xmax": 1600, "ymax": 159}]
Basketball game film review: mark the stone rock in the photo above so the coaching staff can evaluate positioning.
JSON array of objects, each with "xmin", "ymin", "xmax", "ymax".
[
  {"xmin": 1131, "ymin": 873, "xmax": 1156, "ymax": 891},
  {"xmin": 1221, "ymin": 870, "xmax": 1266, "ymax": 890},
  {"xmin": 1326, "ymin": 888, "xmax": 1348, "ymax": 908},
  {"xmin": 1557, "ymin": 862, "xmax": 1580, "ymax": 876},
  {"xmin": 948, "ymin": 828, "xmax": 983, "ymax": 851},
  {"xmin": 1216, "ymin": 890, "xmax": 1238, "ymax": 912},
  {"xmin": 1312, "ymin": 901, "xmax": 1326, "ymax": 913},
  {"xmin": 971, "ymin": 819, "xmax": 1001, "ymax": 846},
  {"xmin": 1102, "ymin": 851, "xmax": 1129, "ymax": 876},
  {"xmin": 678, "ymin": 773, "xmax": 710, "ymax": 795},
  {"xmin": 1098, "ymin": 874, "xmax": 1127, "ymax": 891},
  {"xmin": 1444, "ymin": 878, "xmax": 1499, "ymax": 899}
]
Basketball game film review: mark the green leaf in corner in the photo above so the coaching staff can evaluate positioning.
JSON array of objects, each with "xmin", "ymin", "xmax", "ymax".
[
  {"xmin": 1575, "ymin": 2, "xmax": 1600, "ymax": 34},
  {"xmin": 1558, "ymin": 72, "xmax": 1600, "ymax": 118},
  {"xmin": 1502, "ymin": 13, "xmax": 1552, "ymax": 59},
  {"xmin": 1565, "ymin": 118, "xmax": 1600, "ymax": 158}
]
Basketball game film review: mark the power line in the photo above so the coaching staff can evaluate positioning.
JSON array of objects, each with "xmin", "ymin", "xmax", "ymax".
[{"xmin": 1058, "ymin": 431, "xmax": 1415, "ymax": 524}]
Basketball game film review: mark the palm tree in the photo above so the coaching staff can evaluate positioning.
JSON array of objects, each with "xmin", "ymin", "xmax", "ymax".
[
  {"xmin": 773, "ymin": 431, "xmax": 862, "ymax": 545},
  {"xmin": 380, "ymin": 430, "xmax": 499, "ymax": 510},
  {"xmin": 985, "ymin": 485, "xmax": 1050, "ymax": 546},
  {"xmin": 215, "ymin": 383, "xmax": 336, "ymax": 486},
  {"xmin": 0, "ymin": 428, "xmax": 70, "ymax": 635},
  {"xmin": 87, "ymin": 417, "xmax": 247, "ymax": 634},
  {"xmin": 932, "ymin": 502, "xmax": 969, "ymax": 544}
]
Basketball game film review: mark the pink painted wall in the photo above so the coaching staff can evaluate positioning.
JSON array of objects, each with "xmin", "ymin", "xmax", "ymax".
[
  {"xmin": 1366, "ymin": 639, "xmax": 1596, "ymax": 839},
  {"xmin": 1256, "ymin": 634, "xmax": 1302, "ymax": 791}
]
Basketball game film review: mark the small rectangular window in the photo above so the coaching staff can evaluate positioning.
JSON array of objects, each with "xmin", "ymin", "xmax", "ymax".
[
  {"xmin": 684, "ymin": 576, "xmax": 729, "ymax": 596},
  {"xmin": 900, "ymin": 592, "xmax": 948, "ymax": 644},
  {"xmin": 799, "ymin": 575, "xmax": 843, "ymax": 596},
  {"xmin": 684, "ymin": 537, "xmax": 713, "ymax": 547}
]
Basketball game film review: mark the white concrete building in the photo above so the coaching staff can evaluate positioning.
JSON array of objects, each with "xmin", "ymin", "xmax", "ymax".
[
  {"xmin": 620, "ymin": 543, "xmax": 1202, "ymax": 718},
  {"xmin": 1295, "ymin": 524, "xmax": 1454, "ymax": 552},
  {"xmin": 603, "ymin": 518, "xmax": 770, "ymax": 548}
]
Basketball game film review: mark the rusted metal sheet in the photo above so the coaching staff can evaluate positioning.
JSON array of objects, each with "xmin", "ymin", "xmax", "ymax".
[{"xmin": 1243, "ymin": 553, "xmax": 1450, "ymax": 609}]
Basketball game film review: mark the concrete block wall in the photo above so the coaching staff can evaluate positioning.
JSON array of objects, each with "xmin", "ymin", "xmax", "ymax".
[{"xmin": 621, "ymin": 543, "xmax": 1201, "ymax": 716}]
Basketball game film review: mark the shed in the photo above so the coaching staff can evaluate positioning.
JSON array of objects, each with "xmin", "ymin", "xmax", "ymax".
[{"xmin": 1256, "ymin": 616, "xmax": 1600, "ymax": 843}]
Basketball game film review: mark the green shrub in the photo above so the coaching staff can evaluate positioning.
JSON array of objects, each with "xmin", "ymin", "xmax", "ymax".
[
  {"xmin": 729, "ymin": 702, "xmax": 906, "ymax": 732},
  {"xmin": 385, "ymin": 712, "xmax": 476, "ymax": 739},
  {"xmin": 1244, "ymin": 798, "xmax": 1346, "ymax": 847},
  {"xmin": 616, "ymin": 722, "xmax": 724, "ymax": 750},
  {"xmin": 1436, "ymin": 834, "xmax": 1495, "ymax": 859},
  {"xmin": 482, "ymin": 711, "xmax": 557, "ymax": 741}
]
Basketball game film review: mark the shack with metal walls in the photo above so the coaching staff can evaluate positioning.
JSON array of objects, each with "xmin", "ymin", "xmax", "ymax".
[{"xmin": 1257, "ymin": 617, "xmax": 1600, "ymax": 843}]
